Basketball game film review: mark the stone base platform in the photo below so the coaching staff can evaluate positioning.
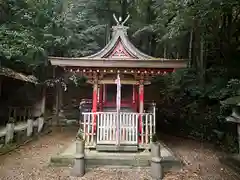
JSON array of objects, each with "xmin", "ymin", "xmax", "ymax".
[{"xmin": 50, "ymin": 141, "xmax": 182, "ymax": 171}]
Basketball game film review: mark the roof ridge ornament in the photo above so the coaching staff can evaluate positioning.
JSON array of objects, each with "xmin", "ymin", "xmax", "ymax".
[{"xmin": 113, "ymin": 14, "xmax": 130, "ymax": 26}]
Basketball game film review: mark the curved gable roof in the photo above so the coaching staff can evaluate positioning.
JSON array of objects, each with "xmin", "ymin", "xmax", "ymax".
[
  {"xmin": 83, "ymin": 25, "xmax": 153, "ymax": 60},
  {"xmin": 49, "ymin": 15, "xmax": 188, "ymax": 69}
]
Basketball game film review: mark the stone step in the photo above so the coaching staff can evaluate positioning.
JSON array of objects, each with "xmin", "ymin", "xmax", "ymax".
[
  {"xmin": 50, "ymin": 142, "xmax": 182, "ymax": 171},
  {"xmin": 51, "ymin": 151, "xmax": 182, "ymax": 171},
  {"xmin": 96, "ymin": 144, "xmax": 138, "ymax": 152}
]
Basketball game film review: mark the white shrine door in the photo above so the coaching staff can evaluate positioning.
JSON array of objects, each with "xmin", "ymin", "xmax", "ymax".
[{"xmin": 96, "ymin": 112, "xmax": 138, "ymax": 145}]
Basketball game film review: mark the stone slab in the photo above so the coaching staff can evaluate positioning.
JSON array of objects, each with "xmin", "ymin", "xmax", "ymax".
[
  {"xmin": 96, "ymin": 144, "xmax": 138, "ymax": 152},
  {"xmin": 50, "ymin": 141, "xmax": 182, "ymax": 171}
]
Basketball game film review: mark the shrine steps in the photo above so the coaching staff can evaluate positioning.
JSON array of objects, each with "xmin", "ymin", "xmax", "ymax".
[
  {"xmin": 50, "ymin": 142, "xmax": 182, "ymax": 171},
  {"xmin": 96, "ymin": 144, "xmax": 138, "ymax": 152}
]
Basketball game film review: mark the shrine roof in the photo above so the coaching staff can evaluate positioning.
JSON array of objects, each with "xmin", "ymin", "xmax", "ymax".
[
  {"xmin": 0, "ymin": 67, "xmax": 38, "ymax": 84},
  {"xmin": 49, "ymin": 14, "xmax": 188, "ymax": 69},
  {"xmin": 84, "ymin": 25, "xmax": 152, "ymax": 60}
]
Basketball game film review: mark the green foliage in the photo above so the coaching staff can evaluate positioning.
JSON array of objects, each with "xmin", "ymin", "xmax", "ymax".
[
  {"xmin": 67, "ymin": 74, "xmax": 87, "ymax": 87},
  {"xmin": 0, "ymin": 0, "xmax": 106, "ymax": 73},
  {"xmin": 155, "ymin": 66, "xmax": 240, "ymax": 153}
]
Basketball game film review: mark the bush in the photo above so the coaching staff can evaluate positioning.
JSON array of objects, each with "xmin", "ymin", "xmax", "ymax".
[{"xmin": 154, "ymin": 68, "xmax": 239, "ymax": 153}]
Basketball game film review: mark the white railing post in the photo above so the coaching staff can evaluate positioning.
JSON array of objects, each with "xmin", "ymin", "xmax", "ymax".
[
  {"xmin": 91, "ymin": 113, "xmax": 95, "ymax": 145},
  {"xmin": 87, "ymin": 114, "xmax": 91, "ymax": 144},
  {"xmin": 145, "ymin": 114, "xmax": 149, "ymax": 145},
  {"xmin": 82, "ymin": 111, "xmax": 155, "ymax": 148},
  {"xmin": 37, "ymin": 117, "xmax": 44, "ymax": 133},
  {"xmin": 141, "ymin": 113, "xmax": 144, "ymax": 145},
  {"xmin": 27, "ymin": 119, "xmax": 33, "ymax": 137},
  {"xmin": 83, "ymin": 114, "xmax": 87, "ymax": 142},
  {"xmin": 153, "ymin": 104, "xmax": 156, "ymax": 134},
  {"xmin": 149, "ymin": 114, "xmax": 153, "ymax": 143},
  {"xmin": 5, "ymin": 123, "xmax": 14, "ymax": 144}
]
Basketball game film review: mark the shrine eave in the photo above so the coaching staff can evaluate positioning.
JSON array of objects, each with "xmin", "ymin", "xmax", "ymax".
[{"xmin": 49, "ymin": 56, "xmax": 188, "ymax": 69}]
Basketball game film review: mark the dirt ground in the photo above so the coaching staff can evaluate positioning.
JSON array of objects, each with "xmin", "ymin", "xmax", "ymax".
[
  {"xmin": 161, "ymin": 135, "xmax": 240, "ymax": 180},
  {"xmin": 0, "ymin": 127, "xmax": 239, "ymax": 180}
]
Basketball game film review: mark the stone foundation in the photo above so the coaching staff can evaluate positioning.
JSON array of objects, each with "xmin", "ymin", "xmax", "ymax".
[{"xmin": 50, "ymin": 141, "xmax": 182, "ymax": 171}]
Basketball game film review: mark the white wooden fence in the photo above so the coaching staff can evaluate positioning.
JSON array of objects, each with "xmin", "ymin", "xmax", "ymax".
[
  {"xmin": 0, "ymin": 117, "xmax": 45, "ymax": 145},
  {"xmin": 81, "ymin": 111, "xmax": 156, "ymax": 150}
]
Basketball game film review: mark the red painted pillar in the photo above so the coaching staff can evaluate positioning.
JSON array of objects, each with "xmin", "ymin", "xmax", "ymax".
[
  {"xmin": 139, "ymin": 84, "xmax": 144, "ymax": 113},
  {"xmin": 103, "ymin": 84, "xmax": 106, "ymax": 105},
  {"xmin": 135, "ymin": 85, "xmax": 138, "ymax": 112},
  {"xmin": 132, "ymin": 85, "xmax": 135, "ymax": 110},
  {"xmin": 99, "ymin": 84, "xmax": 103, "ymax": 111},
  {"xmin": 132, "ymin": 85, "xmax": 135, "ymax": 103},
  {"xmin": 139, "ymin": 80, "xmax": 144, "ymax": 142},
  {"xmin": 92, "ymin": 82, "xmax": 98, "ymax": 132}
]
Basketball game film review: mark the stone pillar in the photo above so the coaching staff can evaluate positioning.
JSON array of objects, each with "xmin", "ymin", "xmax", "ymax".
[
  {"xmin": 71, "ymin": 140, "xmax": 85, "ymax": 177},
  {"xmin": 27, "ymin": 119, "xmax": 34, "ymax": 137},
  {"xmin": 5, "ymin": 123, "xmax": 14, "ymax": 144},
  {"xmin": 151, "ymin": 142, "xmax": 163, "ymax": 179},
  {"xmin": 237, "ymin": 124, "xmax": 240, "ymax": 154}
]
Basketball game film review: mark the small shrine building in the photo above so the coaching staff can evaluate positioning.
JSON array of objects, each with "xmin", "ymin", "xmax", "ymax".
[{"xmin": 49, "ymin": 15, "xmax": 187, "ymax": 151}]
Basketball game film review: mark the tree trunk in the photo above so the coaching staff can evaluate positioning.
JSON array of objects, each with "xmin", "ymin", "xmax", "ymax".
[
  {"xmin": 55, "ymin": 83, "xmax": 60, "ymax": 125},
  {"xmin": 192, "ymin": 20, "xmax": 200, "ymax": 72},
  {"xmin": 199, "ymin": 35, "xmax": 205, "ymax": 85},
  {"xmin": 164, "ymin": 45, "xmax": 167, "ymax": 58},
  {"xmin": 188, "ymin": 30, "xmax": 193, "ymax": 67}
]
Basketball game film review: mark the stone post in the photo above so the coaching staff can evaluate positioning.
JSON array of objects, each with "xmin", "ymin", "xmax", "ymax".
[
  {"xmin": 38, "ymin": 117, "xmax": 44, "ymax": 133},
  {"xmin": 5, "ymin": 123, "xmax": 14, "ymax": 144},
  {"xmin": 71, "ymin": 140, "xmax": 85, "ymax": 177},
  {"xmin": 237, "ymin": 124, "xmax": 240, "ymax": 154},
  {"xmin": 27, "ymin": 119, "xmax": 34, "ymax": 137},
  {"xmin": 151, "ymin": 142, "xmax": 163, "ymax": 180},
  {"xmin": 226, "ymin": 107, "xmax": 240, "ymax": 154}
]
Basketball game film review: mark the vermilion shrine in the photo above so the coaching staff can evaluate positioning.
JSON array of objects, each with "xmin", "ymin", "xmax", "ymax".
[{"xmin": 49, "ymin": 15, "xmax": 187, "ymax": 151}]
